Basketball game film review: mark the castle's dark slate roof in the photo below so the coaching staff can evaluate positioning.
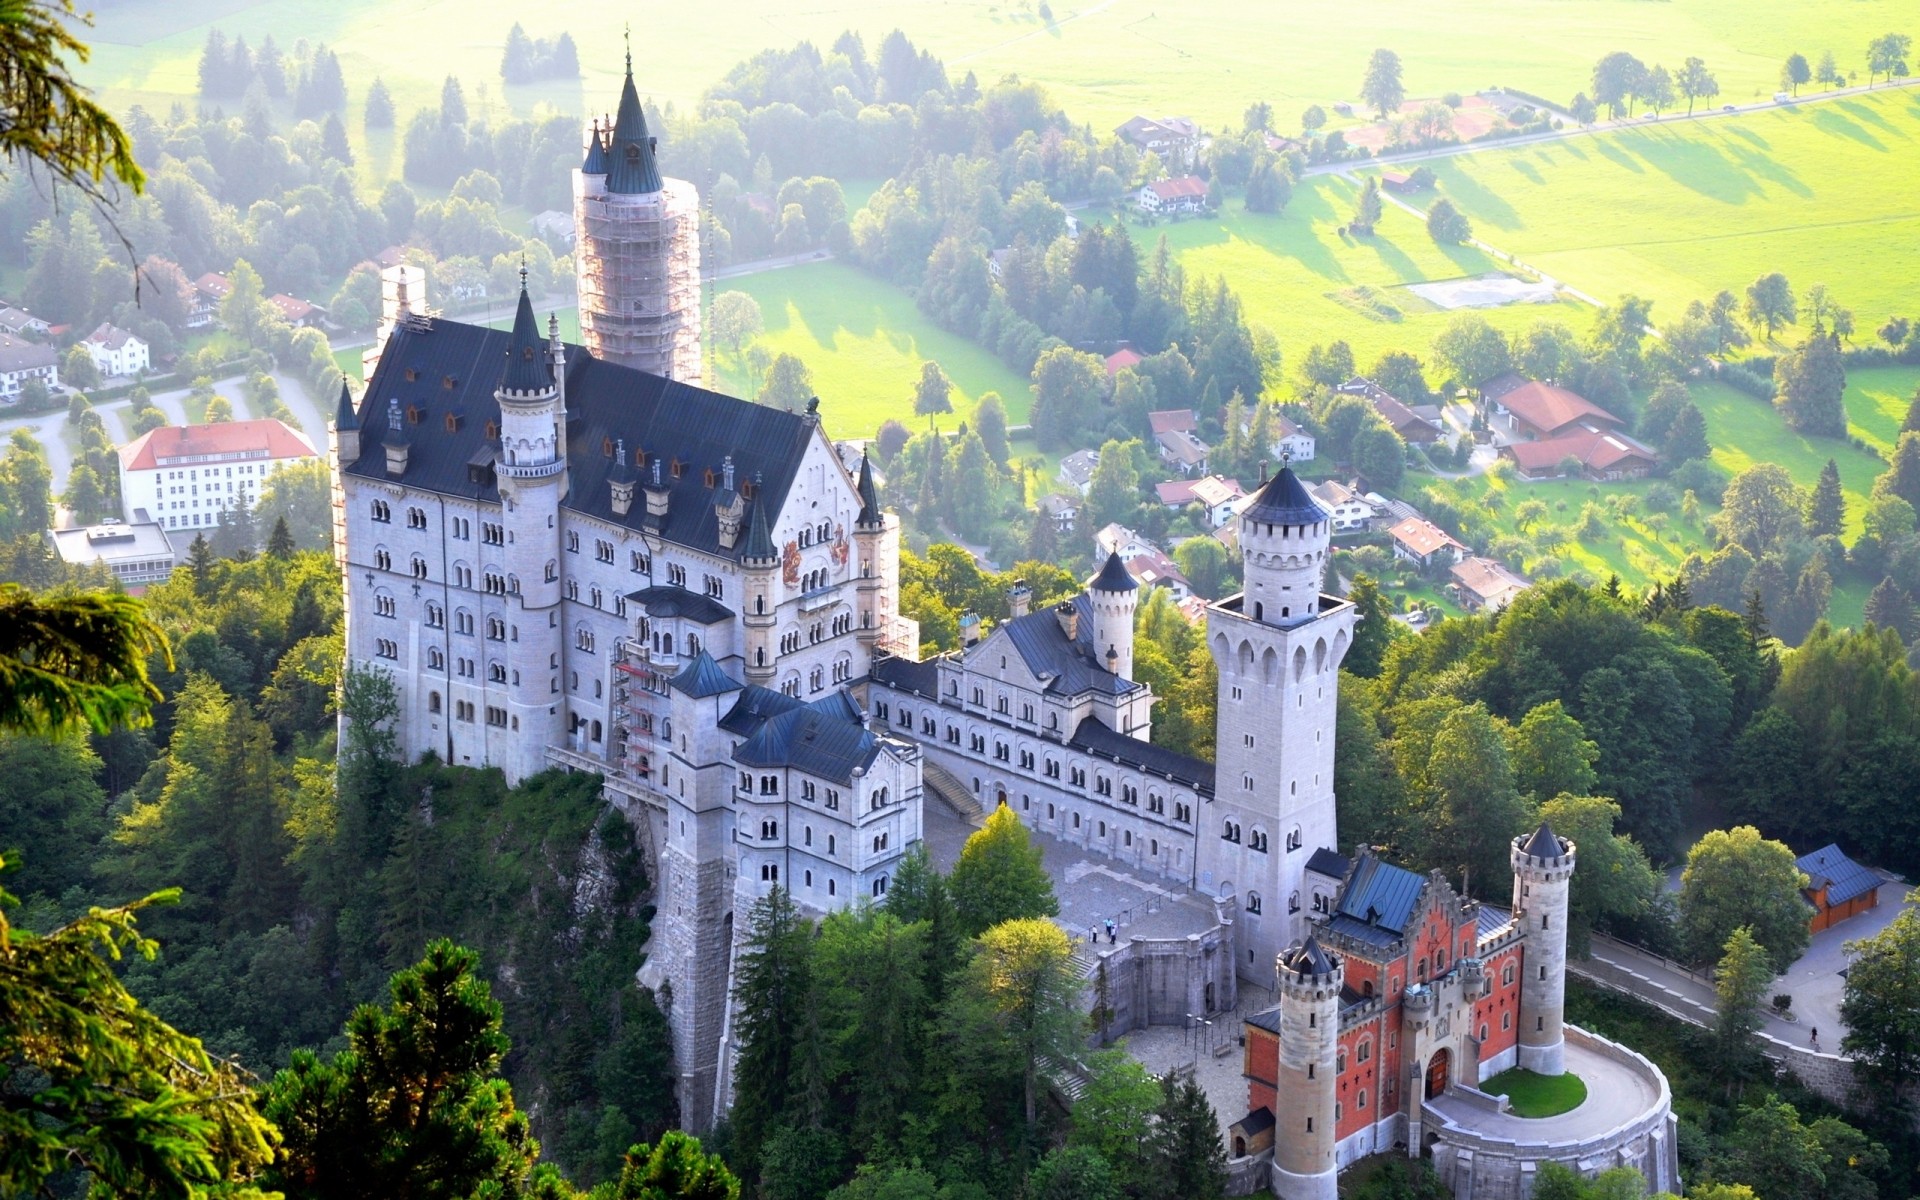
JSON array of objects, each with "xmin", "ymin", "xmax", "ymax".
[
  {"xmin": 1245, "ymin": 1008, "xmax": 1282, "ymax": 1035},
  {"xmin": 1796, "ymin": 844, "xmax": 1879, "ymax": 906},
  {"xmin": 855, "ymin": 452, "xmax": 881, "ymax": 526},
  {"xmin": 1240, "ymin": 465, "xmax": 1326, "ymax": 526},
  {"xmin": 499, "ymin": 285, "xmax": 553, "ymax": 394},
  {"xmin": 742, "ymin": 487, "xmax": 776, "ymax": 561},
  {"xmin": 1069, "ymin": 716, "xmax": 1214, "ymax": 793},
  {"xmin": 1232, "ymin": 1107, "xmax": 1275, "ymax": 1136},
  {"xmin": 344, "ymin": 316, "xmax": 821, "ymax": 560},
  {"xmin": 720, "ymin": 685, "xmax": 802, "ymax": 738},
  {"xmin": 582, "ymin": 119, "xmax": 608, "ymax": 174},
  {"xmin": 605, "ymin": 57, "xmax": 663, "ymax": 194},
  {"xmin": 1476, "ymin": 904, "xmax": 1513, "ymax": 940},
  {"xmin": 998, "ymin": 594, "xmax": 1139, "ymax": 700},
  {"xmin": 334, "ymin": 379, "xmax": 357, "ymax": 430},
  {"xmin": 1325, "ymin": 853, "xmax": 1425, "ymax": 949},
  {"xmin": 1521, "ymin": 821, "xmax": 1564, "ymax": 860},
  {"xmin": 1305, "ymin": 848, "xmax": 1351, "ymax": 881},
  {"xmin": 1281, "ymin": 935, "xmax": 1338, "ymax": 976},
  {"xmin": 669, "ymin": 651, "xmax": 744, "ymax": 698},
  {"xmin": 733, "ymin": 693, "xmax": 892, "ymax": 785},
  {"xmin": 1091, "ymin": 550, "xmax": 1137, "ymax": 593},
  {"xmin": 871, "ymin": 654, "xmax": 938, "ymax": 698},
  {"xmin": 626, "ymin": 585, "xmax": 733, "ymax": 625}
]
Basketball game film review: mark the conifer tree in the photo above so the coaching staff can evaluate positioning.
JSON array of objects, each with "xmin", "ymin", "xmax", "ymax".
[
  {"xmin": 1901, "ymin": 386, "xmax": 1920, "ymax": 434},
  {"xmin": 1665, "ymin": 402, "xmax": 1710, "ymax": 466},
  {"xmin": 1147, "ymin": 1068, "xmax": 1228, "ymax": 1200},
  {"xmin": 729, "ymin": 888, "xmax": 814, "ymax": 1171},
  {"xmin": 1774, "ymin": 331, "xmax": 1846, "ymax": 436},
  {"xmin": 364, "ymin": 77, "xmax": 395, "ymax": 130},
  {"xmin": 1343, "ymin": 574, "xmax": 1395, "ymax": 678},
  {"xmin": 188, "ymin": 531, "xmax": 216, "ymax": 595},
  {"xmin": 1863, "ymin": 577, "xmax": 1916, "ymax": 641},
  {"xmin": 1805, "ymin": 458, "xmax": 1846, "ymax": 538},
  {"xmin": 267, "ymin": 514, "xmax": 296, "ymax": 558}
]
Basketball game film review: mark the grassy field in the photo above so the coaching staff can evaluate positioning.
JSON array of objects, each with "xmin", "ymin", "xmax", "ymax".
[
  {"xmin": 708, "ymin": 260, "xmax": 1032, "ymax": 440},
  {"xmin": 1125, "ymin": 175, "xmax": 1591, "ymax": 367},
  {"xmin": 1419, "ymin": 90, "xmax": 1920, "ymax": 332},
  {"xmin": 81, "ymin": 0, "xmax": 1914, "ymax": 181},
  {"xmin": 1479, "ymin": 1067, "xmax": 1588, "ymax": 1118}
]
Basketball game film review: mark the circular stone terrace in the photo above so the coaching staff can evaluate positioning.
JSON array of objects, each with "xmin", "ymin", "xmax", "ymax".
[{"xmin": 1424, "ymin": 1028, "xmax": 1680, "ymax": 1200}]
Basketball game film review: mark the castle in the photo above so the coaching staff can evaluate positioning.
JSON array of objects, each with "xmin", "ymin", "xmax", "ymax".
[{"xmin": 331, "ymin": 60, "xmax": 1677, "ymax": 1199}]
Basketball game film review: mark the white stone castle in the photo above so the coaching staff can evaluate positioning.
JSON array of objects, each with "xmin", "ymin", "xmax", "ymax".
[{"xmin": 332, "ymin": 60, "xmax": 1677, "ymax": 1199}]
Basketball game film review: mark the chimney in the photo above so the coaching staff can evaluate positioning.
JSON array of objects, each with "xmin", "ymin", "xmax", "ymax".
[
  {"xmin": 1054, "ymin": 601, "xmax": 1079, "ymax": 642},
  {"xmin": 1008, "ymin": 579, "xmax": 1031, "ymax": 619},
  {"xmin": 382, "ymin": 397, "xmax": 409, "ymax": 478},
  {"xmin": 644, "ymin": 456, "xmax": 670, "ymax": 522},
  {"xmin": 610, "ymin": 439, "xmax": 636, "ymax": 516},
  {"xmin": 959, "ymin": 611, "xmax": 982, "ymax": 648}
]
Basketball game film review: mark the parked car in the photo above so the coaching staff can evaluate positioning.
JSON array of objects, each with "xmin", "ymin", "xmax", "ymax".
[{"xmin": 1723, "ymin": 104, "xmax": 1737, "ymax": 112}]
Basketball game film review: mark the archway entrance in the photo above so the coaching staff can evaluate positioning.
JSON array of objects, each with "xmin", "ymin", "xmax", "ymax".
[
  {"xmin": 1425, "ymin": 1049, "xmax": 1450, "ymax": 1099},
  {"xmin": 996, "ymin": 787, "xmax": 1008, "ymax": 808}
]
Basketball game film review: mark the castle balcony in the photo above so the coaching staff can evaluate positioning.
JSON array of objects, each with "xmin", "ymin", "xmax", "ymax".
[
  {"xmin": 497, "ymin": 458, "xmax": 565, "ymax": 481},
  {"xmin": 798, "ymin": 581, "xmax": 844, "ymax": 614}
]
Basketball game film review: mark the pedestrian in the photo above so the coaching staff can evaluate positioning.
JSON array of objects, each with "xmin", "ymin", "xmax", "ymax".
[
  {"xmin": 1105, "ymin": 919, "xmax": 1116, "ymax": 944},
  {"xmin": 1809, "ymin": 1026, "xmax": 1819, "ymax": 1048}
]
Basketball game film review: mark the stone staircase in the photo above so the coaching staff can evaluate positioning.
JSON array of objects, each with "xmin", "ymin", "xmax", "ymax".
[{"xmin": 920, "ymin": 757, "xmax": 987, "ymax": 828}]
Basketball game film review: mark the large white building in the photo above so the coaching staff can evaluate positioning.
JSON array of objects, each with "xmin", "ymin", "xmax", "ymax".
[
  {"xmin": 82, "ymin": 322, "xmax": 150, "ymax": 378},
  {"xmin": 119, "ymin": 417, "xmax": 318, "ymax": 533},
  {"xmin": 0, "ymin": 331, "xmax": 57, "ymax": 400},
  {"xmin": 47, "ymin": 518, "xmax": 177, "ymax": 585}
]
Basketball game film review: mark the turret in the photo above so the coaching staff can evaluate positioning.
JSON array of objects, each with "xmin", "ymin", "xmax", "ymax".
[
  {"xmin": 1088, "ymin": 551, "xmax": 1137, "ymax": 682},
  {"xmin": 741, "ymin": 475, "xmax": 779, "ymax": 685},
  {"xmin": 851, "ymin": 450, "xmax": 899, "ymax": 661},
  {"xmin": 333, "ymin": 379, "xmax": 360, "ymax": 463},
  {"xmin": 1511, "ymin": 821, "xmax": 1576, "ymax": 1076},
  {"xmin": 1236, "ymin": 464, "xmax": 1330, "ymax": 627},
  {"xmin": 603, "ymin": 47, "xmax": 663, "ymax": 195},
  {"xmin": 1272, "ymin": 937, "xmax": 1342, "ymax": 1200}
]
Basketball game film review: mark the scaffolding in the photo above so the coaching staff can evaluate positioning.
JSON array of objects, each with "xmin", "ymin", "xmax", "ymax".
[
  {"xmin": 611, "ymin": 636, "xmax": 672, "ymax": 786},
  {"xmin": 575, "ymin": 176, "xmax": 703, "ymax": 384}
]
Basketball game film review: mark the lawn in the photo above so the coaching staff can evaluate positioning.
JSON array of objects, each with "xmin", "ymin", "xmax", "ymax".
[
  {"xmin": 79, "ymin": 0, "xmax": 1913, "ymax": 189},
  {"xmin": 1420, "ymin": 90, "xmax": 1920, "ymax": 334},
  {"xmin": 709, "ymin": 260, "xmax": 1032, "ymax": 441},
  {"xmin": 1479, "ymin": 1067, "xmax": 1588, "ymax": 1117}
]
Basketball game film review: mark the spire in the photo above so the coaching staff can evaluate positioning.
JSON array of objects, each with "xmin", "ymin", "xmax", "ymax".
[
  {"xmin": 855, "ymin": 450, "xmax": 881, "ymax": 526},
  {"xmin": 604, "ymin": 49, "xmax": 663, "ymax": 194},
  {"xmin": 1240, "ymin": 463, "xmax": 1325, "ymax": 526},
  {"xmin": 581, "ymin": 116, "xmax": 608, "ymax": 174},
  {"xmin": 1522, "ymin": 821, "xmax": 1563, "ymax": 860},
  {"xmin": 334, "ymin": 379, "xmax": 357, "ymax": 430},
  {"xmin": 1282, "ymin": 935, "xmax": 1338, "ymax": 977},
  {"xmin": 498, "ymin": 281, "xmax": 553, "ymax": 394},
  {"xmin": 743, "ymin": 476, "xmax": 776, "ymax": 563},
  {"xmin": 1091, "ymin": 550, "xmax": 1137, "ymax": 593}
]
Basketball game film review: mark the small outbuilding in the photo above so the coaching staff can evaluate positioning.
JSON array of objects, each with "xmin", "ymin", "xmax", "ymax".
[{"xmin": 1795, "ymin": 844, "xmax": 1881, "ymax": 933}]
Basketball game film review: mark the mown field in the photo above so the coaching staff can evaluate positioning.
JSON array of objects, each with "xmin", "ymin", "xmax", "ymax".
[
  {"xmin": 83, "ymin": 0, "xmax": 1911, "ymax": 174},
  {"xmin": 1124, "ymin": 175, "xmax": 1590, "ymax": 367},
  {"xmin": 1417, "ymin": 90, "xmax": 1920, "ymax": 336}
]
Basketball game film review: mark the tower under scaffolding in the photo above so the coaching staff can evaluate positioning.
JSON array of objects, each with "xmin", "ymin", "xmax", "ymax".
[{"xmin": 574, "ymin": 178, "xmax": 703, "ymax": 383}]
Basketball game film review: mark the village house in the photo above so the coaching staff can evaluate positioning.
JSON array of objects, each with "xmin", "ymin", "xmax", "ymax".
[
  {"xmin": 1038, "ymin": 493, "xmax": 1080, "ymax": 533},
  {"xmin": 1156, "ymin": 427, "xmax": 1212, "ymax": 475},
  {"xmin": 1388, "ymin": 516, "xmax": 1467, "ymax": 569},
  {"xmin": 270, "ymin": 294, "xmax": 322, "ymax": 328},
  {"xmin": 1148, "ymin": 409, "xmax": 1198, "ymax": 436},
  {"xmin": 1060, "ymin": 449, "xmax": 1101, "ymax": 494},
  {"xmin": 1795, "ymin": 844, "xmax": 1881, "ymax": 933},
  {"xmin": 1154, "ymin": 474, "xmax": 1246, "ymax": 527},
  {"xmin": 1501, "ymin": 429, "xmax": 1658, "ymax": 481},
  {"xmin": 120, "ymin": 417, "xmax": 318, "ymax": 534},
  {"xmin": 0, "ymin": 332, "xmax": 59, "ymax": 400},
  {"xmin": 0, "ymin": 305, "xmax": 49, "ymax": 337},
  {"xmin": 1115, "ymin": 114, "xmax": 1201, "ymax": 168},
  {"xmin": 1310, "ymin": 480, "xmax": 1375, "ymax": 533},
  {"xmin": 1094, "ymin": 521, "xmax": 1158, "ymax": 564},
  {"xmin": 1271, "ymin": 414, "xmax": 1317, "ymax": 462},
  {"xmin": 1338, "ymin": 377, "xmax": 1444, "ymax": 445},
  {"xmin": 190, "ymin": 272, "xmax": 230, "ymax": 329},
  {"xmin": 1121, "ymin": 545, "xmax": 1194, "ymax": 599},
  {"xmin": 82, "ymin": 323, "xmax": 150, "ymax": 379},
  {"xmin": 1482, "ymin": 376, "xmax": 1622, "ymax": 442},
  {"xmin": 1106, "ymin": 347, "xmax": 1144, "ymax": 377},
  {"xmin": 1447, "ymin": 556, "xmax": 1531, "ymax": 613},
  {"xmin": 1137, "ymin": 175, "xmax": 1209, "ymax": 216}
]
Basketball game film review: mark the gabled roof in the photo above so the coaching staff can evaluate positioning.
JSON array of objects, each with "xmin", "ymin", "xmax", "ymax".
[
  {"xmin": 1325, "ymin": 851, "xmax": 1426, "ymax": 948},
  {"xmin": 1498, "ymin": 380, "xmax": 1621, "ymax": 436},
  {"xmin": 1147, "ymin": 408, "xmax": 1197, "ymax": 435},
  {"xmin": 1105, "ymin": 347, "xmax": 1144, "ymax": 376},
  {"xmin": 269, "ymin": 293, "xmax": 316, "ymax": 322},
  {"xmin": 344, "ymin": 317, "xmax": 823, "ymax": 560},
  {"xmin": 1450, "ymin": 556, "xmax": 1531, "ymax": 606},
  {"xmin": 1155, "ymin": 428, "xmax": 1211, "ymax": 467},
  {"xmin": 83, "ymin": 322, "xmax": 140, "ymax": 350},
  {"xmin": 605, "ymin": 53, "xmax": 663, "ymax": 194},
  {"xmin": 1388, "ymin": 516, "xmax": 1465, "ymax": 558},
  {"xmin": 193, "ymin": 272, "xmax": 231, "ymax": 298},
  {"xmin": 1240, "ymin": 466, "xmax": 1325, "ymax": 526},
  {"xmin": 996, "ymin": 594, "xmax": 1140, "ymax": 700},
  {"xmin": 498, "ymin": 284, "xmax": 553, "ymax": 394},
  {"xmin": 669, "ymin": 650, "xmax": 744, "ymax": 698},
  {"xmin": 732, "ymin": 689, "xmax": 892, "ymax": 785},
  {"xmin": 1305, "ymin": 847, "xmax": 1351, "ymax": 880},
  {"xmin": 1144, "ymin": 175, "xmax": 1207, "ymax": 201},
  {"xmin": 0, "ymin": 332, "xmax": 55, "ymax": 373},
  {"xmin": 119, "ymin": 418, "xmax": 317, "ymax": 471},
  {"xmin": 1796, "ymin": 844, "xmax": 1879, "ymax": 906}
]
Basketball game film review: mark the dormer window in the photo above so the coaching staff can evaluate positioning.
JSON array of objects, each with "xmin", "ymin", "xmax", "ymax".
[
  {"xmin": 405, "ymin": 404, "xmax": 421, "ymax": 424},
  {"xmin": 602, "ymin": 437, "xmax": 614, "ymax": 457},
  {"xmin": 522, "ymin": 346, "xmax": 535, "ymax": 360},
  {"xmin": 670, "ymin": 458, "xmax": 684, "ymax": 479},
  {"xmin": 703, "ymin": 468, "xmax": 716, "ymax": 487},
  {"xmin": 485, "ymin": 420, "xmax": 498, "ymax": 439},
  {"xmin": 625, "ymin": 144, "xmax": 640, "ymax": 162},
  {"xmin": 404, "ymin": 368, "xmax": 419, "ymax": 382},
  {"xmin": 444, "ymin": 412, "xmax": 461, "ymax": 433},
  {"xmin": 442, "ymin": 375, "xmax": 457, "ymax": 389}
]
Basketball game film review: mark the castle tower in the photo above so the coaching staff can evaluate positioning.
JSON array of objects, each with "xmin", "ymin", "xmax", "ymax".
[
  {"xmin": 1273, "ymin": 937, "xmax": 1342, "ymax": 1200},
  {"xmin": 328, "ymin": 379, "xmax": 357, "ymax": 572},
  {"xmin": 493, "ymin": 279, "xmax": 569, "ymax": 783},
  {"xmin": 1511, "ymin": 821, "xmax": 1576, "ymax": 1075},
  {"xmin": 574, "ymin": 50, "xmax": 702, "ymax": 383},
  {"xmin": 741, "ymin": 485, "xmax": 779, "ymax": 686},
  {"xmin": 1203, "ymin": 467, "xmax": 1356, "ymax": 977},
  {"xmin": 1088, "ymin": 551, "xmax": 1138, "ymax": 682},
  {"xmin": 851, "ymin": 452, "xmax": 901, "ymax": 660}
]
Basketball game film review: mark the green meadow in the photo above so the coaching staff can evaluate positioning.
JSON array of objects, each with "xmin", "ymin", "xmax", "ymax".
[
  {"xmin": 1418, "ymin": 90, "xmax": 1920, "ymax": 334},
  {"xmin": 82, "ymin": 0, "xmax": 1911, "ymax": 172},
  {"xmin": 1126, "ymin": 175, "xmax": 1589, "ymax": 367}
]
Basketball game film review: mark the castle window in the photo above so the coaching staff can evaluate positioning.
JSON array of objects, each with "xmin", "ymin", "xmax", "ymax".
[
  {"xmin": 371, "ymin": 500, "xmax": 391, "ymax": 522},
  {"xmin": 1246, "ymin": 891, "xmax": 1262, "ymax": 914},
  {"xmin": 1175, "ymin": 802, "xmax": 1192, "ymax": 824},
  {"xmin": 406, "ymin": 404, "xmax": 422, "ymax": 424},
  {"xmin": 566, "ymin": 531, "xmax": 579, "ymax": 553},
  {"xmin": 670, "ymin": 458, "xmax": 684, "ymax": 479},
  {"xmin": 404, "ymin": 368, "xmax": 418, "ymax": 382},
  {"xmin": 485, "ymin": 706, "xmax": 507, "ymax": 727},
  {"xmin": 1502, "ymin": 963, "xmax": 1515, "ymax": 987},
  {"xmin": 1358, "ymin": 1090, "xmax": 1367, "ymax": 1110},
  {"xmin": 1357, "ymin": 1040, "xmax": 1372, "ymax": 1063},
  {"xmin": 760, "ymin": 863, "xmax": 779, "ymax": 882},
  {"xmin": 1502, "ymin": 1012, "xmax": 1512, "ymax": 1031},
  {"xmin": 485, "ymin": 420, "xmax": 498, "ymax": 439},
  {"xmin": 374, "ymin": 594, "xmax": 396, "ymax": 618},
  {"xmin": 428, "ymin": 692, "xmax": 442, "ymax": 714},
  {"xmin": 488, "ymin": 662, "xmax": 506, "ymax": 683},
  {"xmin": 408, "ymin": 507, "xmax": 426, "ymax": 528},
  {"xmin": 411, "ymin": 555, "xmax": 428, "ymax": 579},
  {"xmin": 428, "ymin": 648, "xmax": 444, "ymax": 670},
  {"xmin": 1337, "ymin": 1052, "xmax": 1346, "ymax": 1073},
  {"xmin": 1286, "ymin": 827, "xmax": 1303, "ymax": 851},
  {"xmin": 1540, "ymin": 964, "xmax": 1547, "ymax": 980}
]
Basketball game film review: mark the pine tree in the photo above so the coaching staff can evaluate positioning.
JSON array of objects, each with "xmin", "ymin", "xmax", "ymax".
[
  {"xmin": 1805, "ymin": 458, "xmax": 1846, "ymax": 538},
  {"xmin": 364, "ymin": 78, "xmax": 395, "ymax": 130},
  {"xmin": 1901, "ymin": 387, "xmax": 1920, "ymax": 435},
  {"xmin": 188, "ymin": 532, "xmax": 215, "ymax": 596},
  {"xmin": 197, "ymin": 28, "xmax": 230, "ymax": 98},
  {"xmin": 266, "ymin": 515, "xmax": 296, "ymax": 559},
  {"xmin": 1875, "ymin": 433, "xmax": 1920, "ymax": 512},
  {"xmin": 1148, "ymin": 1068, "xmax": 1227, "ymax": 1200},
  {"xmin": 321, "ymin": 112, "xmax": 353, "ymax": 165},
  {"xmin": 1344, "ymin": 574, "xmax": 1395, "ymax": 678},
  {"xmin": 730, "ymin": 889, "xmax": 814, "ymax": 1172},
  {"xmin": 1863, "ymin": 577, "xmax": 1916, "ymax": 642},
  {"xmin": 1351, "ymin": 176, "xmax": 1383, "ymax": 235}
]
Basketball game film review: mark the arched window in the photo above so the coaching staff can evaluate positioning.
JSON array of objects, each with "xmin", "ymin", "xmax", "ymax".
[{"xmin": 428, "ymin": 691, "xmax": 442, "ymax": 714}]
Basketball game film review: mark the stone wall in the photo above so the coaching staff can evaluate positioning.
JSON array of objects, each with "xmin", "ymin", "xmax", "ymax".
[{"xmin": 1088, "ymin": 927, "xmax": 1240, "ymax": 1043}]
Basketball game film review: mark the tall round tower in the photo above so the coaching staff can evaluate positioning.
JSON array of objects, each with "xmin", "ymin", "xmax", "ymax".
[
  {"xmin": 1273, "ymin": 936, "xmax": 1342, "ymax": 1200},
  {"xmin": 1511, "ymin": 821, "xmax": 1576, "ymax": 1076},
  {"xmin": 1237, "ymin": 466, "xmax": 1331, "ymax": 627},
  {"xmin": 1088, "ymin": 551, "xmax": 1138, "ymax": 681},
  {"xmin": 573, "ymin": 50, "xmax": 702, "ymax": 383}
]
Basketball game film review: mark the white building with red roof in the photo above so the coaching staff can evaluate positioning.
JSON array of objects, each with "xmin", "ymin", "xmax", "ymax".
[
  {"xmin": 82, "ymin": 322, "xmax": 149, "ymax": 378},
  {"xmin": 190, "ymin": 272, "xmax": 230, "ymax": 329},
  {"xmin": 118, "ymin": 417, "xmax": 318, "ymax": 534},
  {"xmin": 1137, "ymin": 175, "xmax": 1209, "ymax": 215},
  {"xmin": 1388, "ymin": 515, "xmax": 1467, "ymax": 569}
]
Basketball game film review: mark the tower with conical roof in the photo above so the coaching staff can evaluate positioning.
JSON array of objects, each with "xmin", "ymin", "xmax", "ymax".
[
  {"xmin": 574, "ymin": 45, "xmax": 703, "ymax": 382},
  {"xmin": 1273, "ymin": 936, "xmax": 1343, "ymax": 1200},
  {"xmin": 850, "ymin": 450, "xmax": 906, "ymax": 661},
  {"xmin": 494, "ymin": 276, "xmax": 570, "ymax": 782},
  {"xmin": 1089, "ymin": 550, "xmax": 1138, "ymax": 682},
  {"xmin": 1511, "ymin": 821, "xmax": 1576, "ymax": 1074},
  {"xmin": 1201, "ymin": 464, "xmax": 1357, "ymax": 979}
]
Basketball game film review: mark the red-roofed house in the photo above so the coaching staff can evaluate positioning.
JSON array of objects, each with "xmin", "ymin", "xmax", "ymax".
[
  {"xmin": 1106, "ymin": 347, "xmax": 1144, "ymax": 376},
  {"xmin": 1501, "ymin": 428, "xmax": 1657, "ymax": 481},
  {"xmin": 82, "ymin": 322, "xmax": 150, "ymax": 378},
  {"xmin": 1338, "ymin": 376, "xmax": 1444, "ymax": 444},
  {"xmin": 1154, "ymin": 474, "xmax": 1245, "ymax": 526},
  {"xmin": 1448, "ymin": 557, "xmax": 1531, "ymax": 613},
  {"xmin": 1137, "ymin": 175, "xmax": 1209, "ymax": 215},
  {"xmin": 269, "ymin": 294, "xmax": 321, "ymax": 328},
  {"xmin": 190, "ymin": 272, "xmax": 230, "ymax": 329},
  {"xmin": 1148, "ymin": 409, "xmax": 1197, "ymax": 435},
  {"xmin": 1389, "ymin": 516, "xmax": 1467, "ymax": 569},
  {"xmin": 118, "ymin": 418, "xmax": 318, "ymax": 534},
  {"xmin": 1492, "ymin": 380, "xmax": 1623, "ymax": 442},
  {"xmin": 1115, "ymin": 115, "xmax": 1201, "ymax": 168}
]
